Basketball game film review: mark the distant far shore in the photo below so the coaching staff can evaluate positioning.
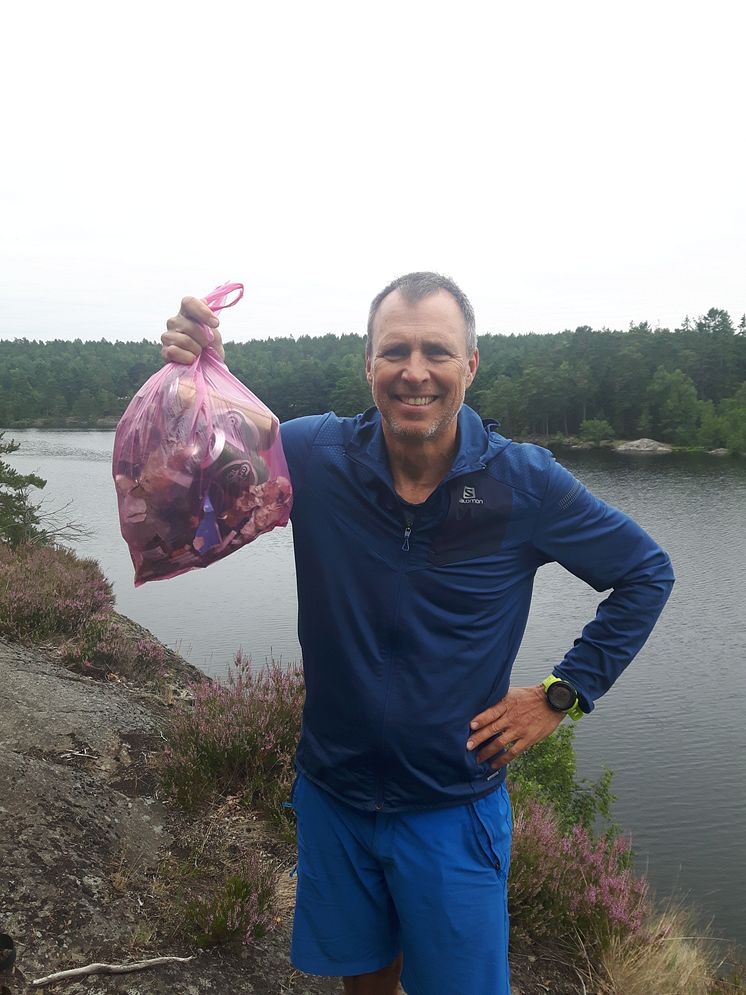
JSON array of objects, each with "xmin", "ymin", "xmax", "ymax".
[{"xmin": 2, "ymin": 419, "xmax": 740, "ymax": 458}]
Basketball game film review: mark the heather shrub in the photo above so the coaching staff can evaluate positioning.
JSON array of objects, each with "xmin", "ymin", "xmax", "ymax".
[
  {"xmin": 508, "ymin": 798, "xmax": 648, "ymax": 956},
  {"xmin": 160, "ymin": 651, "xmax": 304, "ymax": 835},
  {"xmin": 0, "ymin": 542, "xmax": 113, "ymax": 642},
  {"xmin": 60, "ymin": 612, "xmax": 169, "ymax": 683},
  {"xmin": 180, "ymin": 852, "xmax": 280, "ymax": 947}
]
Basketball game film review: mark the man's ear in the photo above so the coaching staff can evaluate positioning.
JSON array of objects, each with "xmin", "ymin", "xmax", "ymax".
[
  {"xmin": 466, "ymin": 348, "xmax": 479, "ymax": 385},
  {"xmin": 365, "ymin": 352, "xmax": 372, "ymax": 382}
]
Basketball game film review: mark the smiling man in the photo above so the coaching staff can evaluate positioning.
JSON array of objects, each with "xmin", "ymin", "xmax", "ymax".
[
  {"xmin": 366, "ymin": 284, "xmax": 478, "ymax": 441},
  {"xmin": 161, "ymin": 272, "xmax": 674, "ymax": 995}
]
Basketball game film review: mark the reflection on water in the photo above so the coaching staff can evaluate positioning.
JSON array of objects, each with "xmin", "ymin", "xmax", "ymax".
[{"xmin": 5, "ymin": 430, "xmax": 746, "ymax": 949}]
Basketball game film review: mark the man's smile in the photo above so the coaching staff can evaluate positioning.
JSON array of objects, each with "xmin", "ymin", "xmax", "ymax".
[{"xmin": 395, "ymin": 395, "xmax": 438, "ymax": 406}]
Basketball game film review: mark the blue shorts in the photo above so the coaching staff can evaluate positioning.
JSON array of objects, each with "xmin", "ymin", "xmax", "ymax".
[{"xmin": 290, "ymin": 773, "xmax": 512, "ymax": 995}]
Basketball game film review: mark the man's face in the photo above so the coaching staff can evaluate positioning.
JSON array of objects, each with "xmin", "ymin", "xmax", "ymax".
[{"xmin": 366, "ymin": 290, "xmax": 479, "ymax": 445}]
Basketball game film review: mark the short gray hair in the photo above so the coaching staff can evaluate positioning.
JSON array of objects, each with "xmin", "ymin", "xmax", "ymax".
[{"xmin": 366, "ymin": 272, "xmax": 477, "ymax": 355}]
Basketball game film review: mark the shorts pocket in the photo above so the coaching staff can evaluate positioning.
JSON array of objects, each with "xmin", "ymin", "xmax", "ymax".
[{"xmin": 468, "ymin": 787, "xmax": 512, "ymax": 880}]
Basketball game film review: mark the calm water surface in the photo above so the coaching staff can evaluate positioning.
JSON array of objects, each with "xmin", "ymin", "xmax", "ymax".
[{"xmin": 6, "ymin": 429, "xmax": 746, "ymax": 948}]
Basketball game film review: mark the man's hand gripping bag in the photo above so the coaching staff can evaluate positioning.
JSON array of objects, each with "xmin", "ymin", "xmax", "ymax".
[{"xmin": 113, "ymin": 283, "xmax": 292, "ymax": 585}]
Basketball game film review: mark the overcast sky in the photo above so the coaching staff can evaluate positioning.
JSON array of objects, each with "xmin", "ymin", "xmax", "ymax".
[{"xmin": 2, "ymin": 0, "xmax": 744, "ymax": 345}]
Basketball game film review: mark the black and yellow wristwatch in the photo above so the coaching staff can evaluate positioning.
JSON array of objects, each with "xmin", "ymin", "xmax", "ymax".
[{"xmin": 542, "ymin": 675, "xmax": 584, "ymax": 721}]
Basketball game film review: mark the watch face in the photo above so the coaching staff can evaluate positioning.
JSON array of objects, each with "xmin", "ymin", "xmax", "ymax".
[{"xmin": 547, "ymin": 681, "xmax": 577, "ymax": 711}]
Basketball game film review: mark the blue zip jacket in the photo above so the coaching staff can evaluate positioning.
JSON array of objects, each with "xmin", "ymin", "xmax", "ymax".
[{"xmin": 281, "ymin": 405, "xmax": 674, "ymax": 813}]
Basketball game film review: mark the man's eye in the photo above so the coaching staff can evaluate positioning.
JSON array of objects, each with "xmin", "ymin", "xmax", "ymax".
[{"xmin": 382, "ymin": 348, "xmax": 407, "ymax": 358}]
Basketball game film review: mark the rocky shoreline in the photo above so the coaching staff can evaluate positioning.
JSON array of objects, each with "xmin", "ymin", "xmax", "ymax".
[{"xmin": 1, "ymin": 634, "xmax": 584, "ymax": 995}]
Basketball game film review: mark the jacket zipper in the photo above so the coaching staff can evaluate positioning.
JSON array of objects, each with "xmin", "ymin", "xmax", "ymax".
[
  {"xmin": 344, "ymin": 450, "xmax": 488, "ymax": 810},
  {"xmin": 375, "ymin": 513, "xmax": 415, "ymax": 810}
]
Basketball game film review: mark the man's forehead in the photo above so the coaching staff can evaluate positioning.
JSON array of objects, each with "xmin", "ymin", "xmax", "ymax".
[{"xmin": 372, "ymin": 289, "xmax": 467, "ymax": 341}]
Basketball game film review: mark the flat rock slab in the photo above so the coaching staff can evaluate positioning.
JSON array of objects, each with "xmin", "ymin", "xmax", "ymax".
[
  {"xmin": 615, "ymin": 437, "xmax": 673, "ymax": 453},
  {"xmin": 1, "ymin": 638, "xmax": 161, "ymax": 763}
]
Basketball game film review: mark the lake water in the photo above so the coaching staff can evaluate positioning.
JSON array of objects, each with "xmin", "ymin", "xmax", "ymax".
[{"xmin": 5, "ymin": 429, "xmax": 746, "ymax": 949}]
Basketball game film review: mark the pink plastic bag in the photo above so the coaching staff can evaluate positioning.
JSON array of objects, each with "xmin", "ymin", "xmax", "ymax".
[{"xmin": 113, "ymin": 282, "xmax": 292, "ymax": 586}]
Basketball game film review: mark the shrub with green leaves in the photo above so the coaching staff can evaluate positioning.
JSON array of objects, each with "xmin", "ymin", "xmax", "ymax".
[
  {"xmin": 579, "ymin": 418, "xmax": 615, "ymax": 446},
  {"xmin": 508, "ymin": 723, "xmax": 616, "ymax": 834}
]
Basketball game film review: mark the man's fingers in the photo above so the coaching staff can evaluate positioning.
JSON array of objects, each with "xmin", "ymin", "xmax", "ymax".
[
  {"xmin": 470, "ymin": 705, "xmax": 504, "ymax": 733},
  {"xmin": 161, "ymin": 343, "xmax": 198, "ymax": 365},
  {"xmin": 466, "ymin": 713, "xmax": 506, "ymax": 751},
  {"xmin": 165, "ymin": 317, "xmax": 211, "ymax": 349},
  {"xmin": 476, "ymin": 734, "xmax": 510, "ymax": 764},
  {"xmin": 162, "ymin": 329, "xmax": 203, "ymax": 356},
  {"xmin": 180, "ymin": 295, "xmax": 219, "ymax": 328},
  {"xmin": 490, "ymin": 742, "xmax": 522, "ymax": 771},
  {"xmin": 467, "ymin": 686, "xmax": 564, "ymax": 769},
  {"xmin": 210, "ymin": 327, "xmax": 225, "ymax": 359}
]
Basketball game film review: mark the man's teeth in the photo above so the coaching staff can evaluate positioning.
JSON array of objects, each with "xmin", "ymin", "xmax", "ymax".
[{"xmin": 399, "ymin": 396, "xmax": 435, "ymax": 406}]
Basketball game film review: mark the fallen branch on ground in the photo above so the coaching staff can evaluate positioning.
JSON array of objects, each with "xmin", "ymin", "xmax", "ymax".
[{"xmin": 31, "ymin": 954, "xmax": 194, "ymax": 987}]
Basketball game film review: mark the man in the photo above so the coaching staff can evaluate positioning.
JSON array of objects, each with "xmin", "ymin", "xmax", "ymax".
[{"xmin": 162, "ymin": 273, "xmax": 674, "ymax": 995}]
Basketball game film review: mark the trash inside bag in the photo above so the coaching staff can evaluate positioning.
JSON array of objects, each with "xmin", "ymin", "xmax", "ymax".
[{"xmin": 113, "ymin": 282, "xmax": 292, "ymax": 586}]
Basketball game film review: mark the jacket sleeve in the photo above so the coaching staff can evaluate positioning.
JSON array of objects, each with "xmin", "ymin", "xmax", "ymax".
[
  {"xmin": 531, "ymin": 458, "xmax": 674, "ymax": 712},
  {"xmin": 279, "ymin": 414, "xmax": 332, "ymax": 496}
]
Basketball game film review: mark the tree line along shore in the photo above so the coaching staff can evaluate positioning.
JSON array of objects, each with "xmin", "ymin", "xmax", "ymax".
[{"xmin": 2, "ymin": 307, "xmax": 746, "ymax": 451}]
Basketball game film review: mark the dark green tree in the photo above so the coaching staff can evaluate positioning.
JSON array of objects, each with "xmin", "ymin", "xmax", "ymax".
[
  {"xmin": 645, "ymin": 367, "xmax": 701, "ymax": 444},
  {"xmin": 0, "ymin": 433, "xmax": 46, "ymax": 545},
  {"xmin": 328, "ymin": 356, "xmax": 373, "ymax": 416},
  {"xmin": 697, "ymin": 401, "xmax": 727, "ymax": 449},
  {"xmin": 720, "ymin": 382, "xmax": 746, "ymax": 453}
]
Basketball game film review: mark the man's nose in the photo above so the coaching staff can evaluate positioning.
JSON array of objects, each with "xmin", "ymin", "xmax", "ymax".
[{"xmin": 401, "ymin": 351, "xmax": 429, "ymax": 381}]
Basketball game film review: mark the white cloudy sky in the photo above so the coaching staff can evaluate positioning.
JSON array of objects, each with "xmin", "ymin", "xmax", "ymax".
[{"xmin": 2, "ymin": 0, "xmax": 744, "ymax": 344}]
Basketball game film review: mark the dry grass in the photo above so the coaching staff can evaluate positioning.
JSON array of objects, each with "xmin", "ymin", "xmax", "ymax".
[{"xmin": 600, "ymin": 906, "xmax": 743, "ymax": 995}]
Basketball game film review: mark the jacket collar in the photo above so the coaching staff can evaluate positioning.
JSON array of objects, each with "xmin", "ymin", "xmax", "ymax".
[{"xmin": 345, "ymin": 405, "xmax": 509, "ymax": 485}]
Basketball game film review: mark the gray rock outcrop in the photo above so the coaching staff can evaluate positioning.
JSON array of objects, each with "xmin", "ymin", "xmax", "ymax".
[
  {"xmin": 615, "ymin": 438, "xmax": 673, "ymax": 453},
  {"xmin": 0, "ymin": 638, "xmax": 336, "ymax": 994}
]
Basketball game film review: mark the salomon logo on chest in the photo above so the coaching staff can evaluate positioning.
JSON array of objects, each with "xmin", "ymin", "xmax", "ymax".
[{"xmin": 459, "ymin": 484, "xmax": 484, "ymax": 505}]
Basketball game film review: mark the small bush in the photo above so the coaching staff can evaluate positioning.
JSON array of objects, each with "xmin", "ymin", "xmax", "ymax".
[
  {"xmin": 160, "ymin": 651, "xmax": 304, "ymax": 834},
  {"xmin": 181, "ymin": 852, "xmax": 279, "ymax": 947},
  {"xmin": 60, "ymin": 612, "xmax": 169, "ymax": 683},
  {"xmin": 0, "ymin": 543, "xmax": 113, "ymax": 642},
  {"xmin": 508, "ymin": 723, "xmax": 617, "ymax": 834},
  {"xmin": 508, "ymin": 799, "xmax": 648, "ymax": 955},
  {"xmin": 580, "ymin": 418, "xmax": 615, "ymax": 446}
]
